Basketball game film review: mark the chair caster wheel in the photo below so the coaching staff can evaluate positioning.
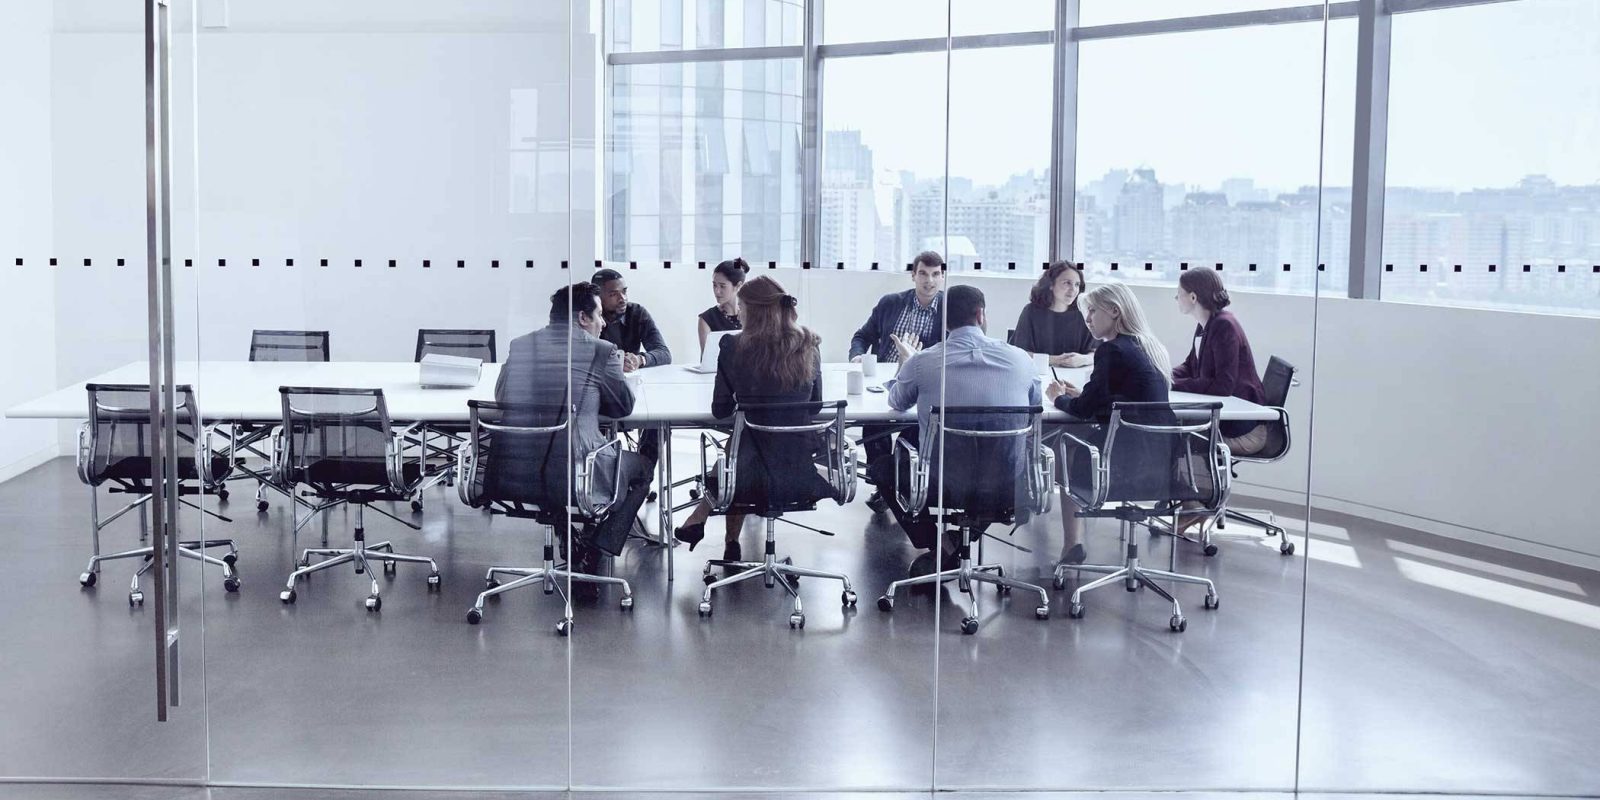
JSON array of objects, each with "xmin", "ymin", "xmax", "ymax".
[
  {"xmin": 960, "ymin": 617, "xmax": 979, "ymax": 635},
  {"xmin": 426, "ymin": 573, "xmax": 441, "ymax": 589},
  {"xmin": 1125, "ymin": 579, "xmax": 1139, "ymax": 592},
  {"xmin": 79, "ymin": 571, "xmax": 97, "ymax": 587},
  {"xmin": 365, "ymin": 595, "xmax": 381, "ymax": 611},
  {"xmin": 1052, "ymin": 574, "xmax": 1065, "ymax": 590},
  {"xmin": 697, "ymin": 601, "xmax": 713, "ymax": 617},
  {"xmin": 1170, "ymin": 614, "xmax": 1187, "ymax": 632},
  {"xmin": 646, "ymin": 490, "xmax": 658, "ymax": 503},
  {"xmin": 1281, "ymin": 540, "xmax": 1295, "ymax": 556},
  {"xmin": 1068, "ymin": 602, "xmax": 1084, "ymax": 619},
  {"xmin": 688, "ymin": 489, "xmax": 701, "ymax": 501},
  {"xmin": 224, "ymin": 576, "xmax": 241, "ymax": 592},
  {"xmin": 1203, "ymin": 543, "xmax": 1219, "ymax": 557},
  {"xmin": 877, "ymin": 595, "xmax": 894, "ymax": 612},
  {"xmin": 789, "ymin": 613, "xmax": 805, "ymax": 629},
  {"xmin": 280, "ymin": 589, "xmax": 296, "ymax": 604},
  {"xmin": 222, "ymin": 552, "xmax": 238, "ymax": 567},
  {"xmin": 703, "ymin": 573, "xmax": 717, "ymax": 585},
  {"xmin": 486, "ymin": 578, "xmax": 500, "ymax": 589},
  {"xmin": 257, "ymin": 500, "xmax": 269, "ymax": 512},
  {"xmin": 1204, "ymin": 593, "xmax": 1220, "ymax": 610},
  {"xmin": 556, "ymin": 618, "xmax": 572, "ymax": 636},
  {"xmin": 410, "ymin": 500, "xmax": 423, "ymax": 513},
  {"xmin": 383, "ymin": 561, "xmax": 397, "ymax": 577},
  {"xmin": 129, "ymin": 591, "xmax": 145, "ymax": 607},
  {"xmin": 620, "ymin": 595, "xmax": 634, "ymax": 610},
  {"xmin": 1034, "ymin": 605, "xmax": 1050, "ymax": 620},
  {"xmin": 543, "ymin": 585, "xmax": 555, "ymax": 596},
  {"xmin": 841, "ymin": 590, "xmax": 858, "ymax": 608},
  {"xmin": 217, "ymin": 488, "xmax": 230, "ymax": 502},
  {"xmin": 466, "ymin": 608, "xmax": 483, "ymax": 625}
]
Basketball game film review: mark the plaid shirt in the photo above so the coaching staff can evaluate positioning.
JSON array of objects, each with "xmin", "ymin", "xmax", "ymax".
[{"xmin": 885, "ymin": 294, "xmax": 940, "ymax": 363}]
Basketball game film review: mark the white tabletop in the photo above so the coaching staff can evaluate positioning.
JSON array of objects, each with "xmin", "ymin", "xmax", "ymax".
[{"xmin": 5, "ymin": 361, "xmax": 1279, "ymax": 425}]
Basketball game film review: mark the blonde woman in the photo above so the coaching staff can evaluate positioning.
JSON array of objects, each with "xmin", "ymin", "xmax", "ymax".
[{"xmin": 1044, "ymin": 282, "xmax": 1172, "ymax": 564}]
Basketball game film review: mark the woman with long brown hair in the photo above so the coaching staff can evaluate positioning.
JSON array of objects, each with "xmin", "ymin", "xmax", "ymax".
[
  {"xmin": 673, "ymin": 275, "xmax": 827, "ymax": 563},
  {"xmin": 1013, "ymin": 260, "xmax": 1096, "ymax": 367}
]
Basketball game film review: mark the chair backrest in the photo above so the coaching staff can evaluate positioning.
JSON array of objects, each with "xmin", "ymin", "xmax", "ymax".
[
  {"xmin": 251, "ymin": 329, "xmax": 330, "ymax": 362},
  {"xmin": 458, "ymin": 399, "xmax": 574, "ymax": 512},
  {"xmin": 78, "ymin": 383, "xmax": 203, "ymax": 486},
  {"xmin": 415, "ymin": 329, "xmax": 497, "ymax": 363},
  {"xmin": 1089, "ymin": 401, "xmax": 1226, "ymax": 509},
  {"xmin": 716, "ymin": 400, "xmax": 854, "ymax": 515},
  {"xmin": 1256, "ymin": 355, "xmax": 1297, "ymax": 460},
  {"xmin": 928, "ymin": 405, "xmax": 1047, "ymax": 519},
  {"xmin": 1006, "ymin": 328, "xmax": 1017, "ymax": 346},
  {"xmin": 276, "ymin": 387, "xmax": 394, "ymax": 488}
]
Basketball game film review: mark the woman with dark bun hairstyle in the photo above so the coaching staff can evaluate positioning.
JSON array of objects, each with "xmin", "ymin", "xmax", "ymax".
[
  {"xmin": 698, "ymin": 257, "xmax": 749, "ymax": 353},
  {"xmin": 675, "ymin": 275, "xmax": 830, "ymax": 564},
  {"xmin": 1173, "ymin": 269, "xmax": 1267, "ymax": 455}
]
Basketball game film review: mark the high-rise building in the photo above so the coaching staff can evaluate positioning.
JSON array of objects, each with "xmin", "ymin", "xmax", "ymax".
[{"xmin": 1114, "ymin": 168, "xmax": 1165, "ymax": 258}]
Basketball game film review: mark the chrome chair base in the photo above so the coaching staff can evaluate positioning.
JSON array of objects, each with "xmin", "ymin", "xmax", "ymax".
[
  {"xmin": 79, "ymin": 541, "xmax": 240, "ymax": 606},
  {"xmin": 698, "ymin": 519, "xmax": 857, "ymax": 629},
  {"xmin": 279, "ymin": 502, "xmax": 438, "ymax": 611},
  {"xmin": 465, "ymin": 526, "xmax": 634, "ymax": 635},
  {"xmin": 877, "ymin": 529, "xmax": 1050, "ymax": 635},
  {"xmin": 1054, "ymin": 519, "xmax": 1218, "ymax": 632}
]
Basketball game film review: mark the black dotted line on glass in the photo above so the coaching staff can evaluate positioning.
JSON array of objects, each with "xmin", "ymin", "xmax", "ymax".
[{"xmin": 10, "ymin": 257, "xmax": 1600, "ymax": 275}]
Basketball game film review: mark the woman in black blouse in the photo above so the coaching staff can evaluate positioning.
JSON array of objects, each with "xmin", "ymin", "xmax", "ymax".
[
  {"xmin": 675, "ymin": 275, "xmax": 828, "ymax": 564},
  {"xmin": 697, "ymin": 257, "xmax": 749, "ymax": 353},
  {"xmin": 1013, "ymin": 261, "xmax": 1096, "ymax": 367},
  {"xmin": 1044, "ymin": 282, "xmax": 1172, "ymax": 564}
]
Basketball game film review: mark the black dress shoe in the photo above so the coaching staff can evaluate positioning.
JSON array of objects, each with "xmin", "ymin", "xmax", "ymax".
[
  {"xmin": 865, "ymin": 491, "xmax": 889, "ymax": 513},
  {"xmin": 674, "ymin": 522, "xmax": 706, "ymax": 551}
]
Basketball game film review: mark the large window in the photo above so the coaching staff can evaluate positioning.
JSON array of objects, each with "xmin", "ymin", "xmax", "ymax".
[
  {"xmin": 609, "ymin": 0, "xmax": 803, "ymax": 52},
  {"xmin": 1382, "ymin": 0, "xmax": 1600, "ymax": 315}
]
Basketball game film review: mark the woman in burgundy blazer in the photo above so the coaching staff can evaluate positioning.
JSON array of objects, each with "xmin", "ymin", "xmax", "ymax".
[{"xmin": 1172, "ymin": 270, "xmax": 1267, "ymax": 455}]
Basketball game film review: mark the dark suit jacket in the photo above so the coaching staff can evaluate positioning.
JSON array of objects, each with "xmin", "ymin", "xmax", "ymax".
[
  {"xmin": 848, "ymin": 289, "xmax": 946, "ymax": 361},
  {"xmin": 710, "ymin": 335, "xmax": 832, "ymax": 511}
]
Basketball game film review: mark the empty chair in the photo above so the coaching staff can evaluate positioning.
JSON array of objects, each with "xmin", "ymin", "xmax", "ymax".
[
  {"xmin": 249, "ymin": 329, "xmax": 330, "ymax": 362},
  {"xmin": 75, "ymin": 383, "xmax": 240, "ymax": 605},
  {"xmin": 875, "ymin": 405, "xmax": 1055, "ymax": 634},
  {"xmin": 272, "ymin": 387, "xmax": 439, "ymax": 611},
  {"xmin": 696, "ymin": 400, "xmax": 858, "ymax": 629},
  {"xmin": 415, "ymin": 329, "xmax": 497, "ymax": 363},
  {"xmin": 1054, "ymin": 401, "xmax": 1228, "ymax": 632},
  {"xmin": 456, "ymin": 399, "xmax": 634, "ymax": 635}
]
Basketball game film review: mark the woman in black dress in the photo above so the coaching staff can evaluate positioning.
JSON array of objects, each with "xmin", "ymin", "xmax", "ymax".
[
  {"xmin": 697, "ymin": 257, "xmax": 749, "ymax": 353},
  {"xmin": 1013, "ymin": 260, "xmax": 1096, "ymax": 367},
  {"xmin": 675, "ymin": 275, "xmax": 830, "ymax": 563}
]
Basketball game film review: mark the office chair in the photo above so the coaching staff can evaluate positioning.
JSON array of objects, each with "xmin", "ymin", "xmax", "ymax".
[
  {"xmin": 875, "ymin": 406, "xmax": 1055, "ymax": 634},
  {"xmin": 75, "ymin": 384, "xmax": 240, "ymax": 605},
  {"xmin": 272, "ymin": 387, "xmax": 440, "ymax": 611},
  {"xmin": 1213, "ymin": 355, "xmax": 1299, "ymax": 555},
  {"xmin": 696, "ymin": 400, "xmax": 858, "ymax": 629},
  {"xmin": 415, "ymin": 328, "xmax": 497, "ymax": 363},
  {"xmin": 456, "ymin": 400, "xmax": 634, "ymax": 634},
  {"xmin": 242, "ymin": 330, "xmax": 331, "ymax": 513},
  {"xmin": 1054, "ymin": 401, "xmax": 1228, "ymax": 632}
]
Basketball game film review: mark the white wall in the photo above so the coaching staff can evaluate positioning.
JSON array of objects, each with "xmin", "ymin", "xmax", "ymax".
[{"xmin": 0, "ymin": 1, "xmax": 60, "ymax": 482}]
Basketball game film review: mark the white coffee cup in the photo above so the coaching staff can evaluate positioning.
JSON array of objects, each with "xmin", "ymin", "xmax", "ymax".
[
  {"xmin": 860, "ymin": 353, "xmax": 878, "ymax": 377},
  {"xmin": 847, "ymin": 369, "xmax": 865, "ymax": 396},
  {"xmin": 1032, "ymin": 353, "xmax": 1050, "ymax": 374}
]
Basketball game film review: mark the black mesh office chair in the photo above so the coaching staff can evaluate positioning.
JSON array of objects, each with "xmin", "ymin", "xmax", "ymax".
[
  {"xmin": 271, "ymin": 387, "xmax": 439, "ymax": 611},
  {"xmin": 75, "ymin": 384, "xmax": 240, "ymax": 605},
  {"xmin": 415, "ymin": 329, "xmax": 497, "ymax": 363},
  {"xmin": 456, "ymin": 400, "xmax": 634, "ymax": 634},
  {"xmin": 250, "ymin": 329, "xmax": 330, "ymax": 362},
  {"xmin": 1054, "ymin": 401, "xmax": 1228, "ymax": 632},
  {"xmin": 242, "ymin": 330, "xmax": 331, "ymax": 513},
  {"xmin": 695, "ymin": 400, "xmax": 858, "ymax": 629},
  {"xmin": 875, "ymin": 406, "xmax": 1055, "ymax": 634},
  {"xmin": 1213, "ymin": 355, "xmax": 1299, "ymax": 555}
]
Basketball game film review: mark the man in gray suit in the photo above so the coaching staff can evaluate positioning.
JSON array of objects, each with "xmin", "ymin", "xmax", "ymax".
[{"xmin": 494, "ymin": 281, "xmax": 652, "ymax": 561}]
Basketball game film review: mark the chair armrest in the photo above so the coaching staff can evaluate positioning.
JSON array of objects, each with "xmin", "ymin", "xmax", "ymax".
[
  {"xmin": 893, "ymin": 436, "xmax": 928, "ymax": 517},
  {"xmin": 1031, "ymin": 445, "xmax": 1055, "ymax": 515},
  {"xmin": 828, "ymin": 427, "xmax": 858, "ymax": 505},
  {"xmin": 455, "ymin": 438, "xmax": 476, "ymax": 507},
  {"xmin": 197, "ymin": 422, "xmax": 238, "ymax": 486},
  {"xmin": 698, "ymin": 430, "xmax": 735, "ymax": 514},
  {"xmin": 386, "ymin": 422, "xmax": 429, "ymax": 492},
  {"xmin": 75, "ymin": 421, "xmax": 93, "ymax": 486},
  {"xmin": 1054, "ymin": 428, "xmax": 1105, "ymax": 510},
  {"xmin": 269, "ymin": 426, "xmax": 290, "ymax": 487},
  {"xmin": 577, "ymin": 436, "xmax": 626, "ymax": 519}
]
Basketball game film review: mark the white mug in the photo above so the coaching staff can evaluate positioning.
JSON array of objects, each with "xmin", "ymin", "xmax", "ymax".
[
  {"xmin": 847, "ymin": 369, "xmax": 865, "ymax": 396},
  {"xmin": 1032, "ymin": 353, "xmax": 1050, "ymax": 374},
  {"xmin": 860, "ymin": 353, "xmax": 877, "ymax": 377}
]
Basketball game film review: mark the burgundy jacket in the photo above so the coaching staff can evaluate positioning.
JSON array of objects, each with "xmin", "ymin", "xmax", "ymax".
[{"xmin": 1172, "ymin": 310, "xmax": 1265, "ymax": 437}]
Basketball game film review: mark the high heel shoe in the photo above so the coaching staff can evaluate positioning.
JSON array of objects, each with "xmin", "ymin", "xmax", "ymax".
[
  {"xmin": 674, "ymin": 522, "xmax": 706, "ymax": 551},
  {"xmin": 721, "ymin": 542, "xmax": 742, "ymax": 564}
]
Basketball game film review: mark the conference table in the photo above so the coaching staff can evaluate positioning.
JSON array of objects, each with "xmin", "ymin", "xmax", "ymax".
[{"xmin": 6, "ymin": 359, "xmax": 1278, "ymax": 579}]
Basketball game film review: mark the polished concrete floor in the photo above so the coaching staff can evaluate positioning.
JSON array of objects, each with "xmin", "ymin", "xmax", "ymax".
[{"xmin": 2, "ymin": 452, "xmax": 1599, "ymax": 796}]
